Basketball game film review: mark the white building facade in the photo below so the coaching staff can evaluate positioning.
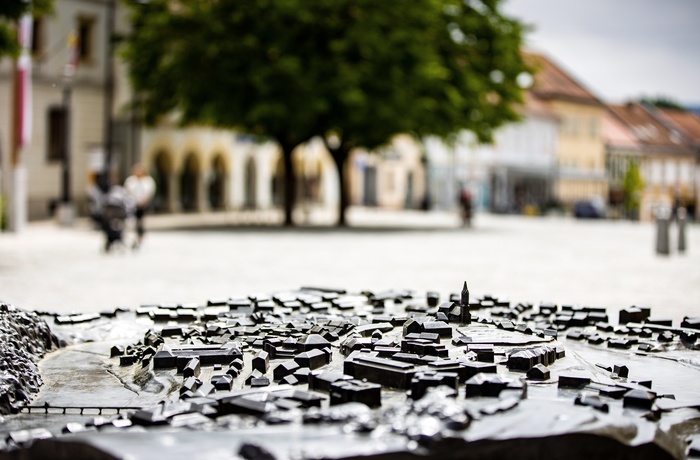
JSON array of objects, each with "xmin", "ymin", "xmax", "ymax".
[{"xmin": 424, "ymin": 95, "xmax": 559, "ymax": 214}]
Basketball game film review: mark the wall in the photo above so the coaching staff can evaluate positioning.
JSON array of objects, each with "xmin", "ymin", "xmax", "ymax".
[{"xmin": 548, "ymin": 100, "xmax": 608, "ymax": 204}]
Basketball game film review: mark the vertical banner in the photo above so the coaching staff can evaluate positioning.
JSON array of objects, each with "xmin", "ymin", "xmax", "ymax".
[
  {"xmin": 5, "ymin": 7, "xmax": 33, "ymax": 232},
  {"xmin": 17, "ymin": 13, "xmax": 33, "ymax": 151}
]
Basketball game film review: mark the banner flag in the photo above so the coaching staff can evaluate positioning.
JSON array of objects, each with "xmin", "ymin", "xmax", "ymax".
[{"xmin": 17, "ymin": 13, "xmax": 33, "ymax": 149}]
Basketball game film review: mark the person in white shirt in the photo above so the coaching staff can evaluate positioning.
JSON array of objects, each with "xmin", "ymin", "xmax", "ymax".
[{"xmin": 124, "ymin": 163, "xmax": 156, "ymax": 248}]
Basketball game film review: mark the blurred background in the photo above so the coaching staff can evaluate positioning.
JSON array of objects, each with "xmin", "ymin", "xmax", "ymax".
[{"xmin": 0, "ymin": 0, "xmax": 698, "ymax": 324}]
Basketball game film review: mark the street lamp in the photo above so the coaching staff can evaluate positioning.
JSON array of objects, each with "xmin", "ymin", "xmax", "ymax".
[
  {"xmin": 56, "ymin": 30, "xmax": 78, "ymax": 226},
  {"xmin": 103, "ymin": 0, "xmax": 116, "ymax": 184}
]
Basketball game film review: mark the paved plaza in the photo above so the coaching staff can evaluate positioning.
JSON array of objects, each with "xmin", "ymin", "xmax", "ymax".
[{"xmin": 0, "ymin": 208, "xmax": 698, "ymax": 324}]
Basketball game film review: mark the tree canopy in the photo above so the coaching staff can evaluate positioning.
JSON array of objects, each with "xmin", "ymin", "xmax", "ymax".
[
  {"xmin": 122, "ymin": 0, "xmax": 529, "ymax": 225},
  {"xmin": 641, "ymin": 96, "xmax": 684, "ymax": 110},
  {"xmin": 0, "ymin": 0, "xmax": 52, "ymax": 59}
]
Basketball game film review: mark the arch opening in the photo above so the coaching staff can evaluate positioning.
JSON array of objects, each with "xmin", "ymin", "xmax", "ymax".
[
  {"xmin": 244, "ymin": 157, "xmax": 257, "ymax": 210},
  {"xmin": 208, "ymin": 154, "xmax": 227, "ymax": 210},
  {"xmin": 151, "ymin": 150, "xmax": 172, "ymax": 213},
  {"xmin": 271, "ymin": 155, "xmax": 285, "ymax": 208},
  {"xmin": 180, "ymin": 153, "xmax": 200, "ymax": 212}
]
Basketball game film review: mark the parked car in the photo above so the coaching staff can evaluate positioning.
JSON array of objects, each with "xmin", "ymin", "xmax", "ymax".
[{"xmin": 574, "ymin": 198, "xmax": 606, "ymax": 219}]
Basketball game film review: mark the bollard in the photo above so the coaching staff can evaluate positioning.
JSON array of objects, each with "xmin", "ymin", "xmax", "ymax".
[
  {"xmin": 655, "ymin": 210, "xmax": 670, "ymax": 256},
  {"xmin": 678, "ymin": 207, "xmax": 687, "ymax": 253}
]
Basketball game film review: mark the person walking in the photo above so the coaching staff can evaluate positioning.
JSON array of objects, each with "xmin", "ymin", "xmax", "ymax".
[
  {"xmin": 124, "ymin": 163, "xmax": 156, "ymax": 249},
  {"xmin": 459, "ymin": 184, "xmax": 473, "ymax": 227}
]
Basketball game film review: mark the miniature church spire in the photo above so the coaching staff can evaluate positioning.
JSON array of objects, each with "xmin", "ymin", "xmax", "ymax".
[
  {"xmin": 461, "ymin": 281, "xmax": 469, "ymax": 306},
  {"xmin": 460, "ymin": 281, "xmax": 471, "ymax": 325}
]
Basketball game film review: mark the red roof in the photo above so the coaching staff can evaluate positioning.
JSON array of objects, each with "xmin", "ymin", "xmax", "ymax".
[
  {"xmin": 657, "ymin": 108, "xmax": 700, "ymax": 147},
  {"xmin": 522, "ymin": 90, "xmax": 558, "ymax": 119},
  {"xmin": 603, "ymin": 110, "xmax": 640, "ymax": 148},
  {"xmin": 524, "ymin": 51, "xmax": 602, "ymax": 106},
  {"xmin": 608, "ymin": 103, "xmax": 693, "ymax": 152}
]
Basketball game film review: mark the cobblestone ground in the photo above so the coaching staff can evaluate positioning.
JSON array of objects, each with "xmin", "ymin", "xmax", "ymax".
[{"xmin": 0, "ymin": 209, "xmax": 698, "ymax": 324}]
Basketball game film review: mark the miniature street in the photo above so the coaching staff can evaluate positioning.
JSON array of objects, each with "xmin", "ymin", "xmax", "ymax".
[{"xmin": 0, "ymin": 209, "xmax": 698, "ymax": 325}]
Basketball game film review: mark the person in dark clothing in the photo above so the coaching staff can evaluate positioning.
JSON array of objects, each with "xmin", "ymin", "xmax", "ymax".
[
  {"xmin": 101, "ymin": 185, "xmax": 134, "ymax": 252},
  {"xmin": 459, "ymin": 184, "xmax": 473, "ymax": 227}
]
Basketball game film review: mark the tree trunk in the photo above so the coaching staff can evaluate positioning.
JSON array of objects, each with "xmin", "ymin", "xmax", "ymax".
[
  {"xmin": 330, "ymin": 145, "xmax": 351, "ymax": 227},
  {"xmin": 282, "ymin": 144, "xmax": 296, "ymax": 226}
]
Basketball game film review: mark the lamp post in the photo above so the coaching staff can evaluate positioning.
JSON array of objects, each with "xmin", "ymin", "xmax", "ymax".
[
  {"xmin": 61, "ymin": 68, "xmax": 72, "ymax": 204},
  {"xmin": 56, "ymin": 30, "xmax": 77, "ymax": 226},
  {"xmin": 103, "ymin": 0, "xmax": 116, "ymax": 183}
]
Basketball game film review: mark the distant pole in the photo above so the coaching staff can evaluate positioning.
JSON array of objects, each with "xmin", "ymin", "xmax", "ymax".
[
  {"xmin": 57, "ymin": 30, "xmax": 78, "ymax": 226},
  {"xmin": 103, "ymin": 0, "xmax": 116, "ymax": 183},
  {"xmin": 678, "ymin": 207, "xmax": 687, "ymax": 253},
  {"xmin": 420, "ymin": 153, "xmax": 430, "ymax": 211},
  {"xmin": 61, "ymin": 75, "xmax": 72, "ymax": 203},
  {"xmin": 452, "ymin": 145, "xmax": 457, "ymax": 211},
  {"xmin": 655, "ymin": 209, "xmax": 670, "ymax": 256}
]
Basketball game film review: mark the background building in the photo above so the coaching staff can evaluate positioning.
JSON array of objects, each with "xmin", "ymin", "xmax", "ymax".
[
  {"xmin": 424, "ymin": 91, "xmax": 559, "ymax": 214},
  {"xmin": 525, "ymin": 52, "xmax": 608, "ymax": 209},
  {"xmin": 424, "ymin": 51, "xmax": 611, "ymax": 216},
  {"xmin": 349, "ymin": 135, "xmax": 426, "ymax": 210},
  {"xmin": 653, "ymin": 107, "xmax": 700, "ymax": 218},
  {"xmin": 606, "ymin": 102, "xmax": 697, "ymax": 220}
]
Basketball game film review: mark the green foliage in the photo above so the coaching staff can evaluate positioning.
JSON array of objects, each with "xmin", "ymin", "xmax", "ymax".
[
  {"xmin": 641, "ymin": 96, "xmax": 684, "ymax": 110},
  {"xmin": 123, "ymin": 0, "xmax": 527, "ymax": 144},
  {"xmin": 623, "ymin": 161, "xmax": 644, "ymax": 213},
  {"xmin": 0, "ymin": 0, "xmax": 54, "ymax": 59}
]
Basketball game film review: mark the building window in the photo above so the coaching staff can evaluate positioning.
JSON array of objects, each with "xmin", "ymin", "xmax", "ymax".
[
  {"xmin": 650, "ymin": 160, "xmax": 662, "ymax": 186},
  {"xmin": 560, "ymin": 117, "xmax": 569, "ymax": 135},
  {"xmin": 47, "ymin": 106, "xmax": 67, "ymax": 162},
  {"xmin": 664, "ymin": 160, "xmax": 675, "ymax": 187},
  {"xmin": 589, "ymin": 118, "xmax": 599, "ymax": 138},
  {"xmin": 31, "ymin": 17, "xmax": 45, "ymax": 57},
  {"xmin": 77, "ymin": 16, "xmax": 95, "ymax": 63},
  {"xmin": 680, "ymin": 161, "xmax": 691, "ymax": 185},
  {"xmin": 561, "ymin": 116, "xmax": 580, "ymax": 137}
]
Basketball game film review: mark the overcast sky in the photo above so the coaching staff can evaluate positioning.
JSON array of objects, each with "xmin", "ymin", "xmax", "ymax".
[{"xmin": 502, "ymin": 0, "xmax": 700, "ymax": 106}]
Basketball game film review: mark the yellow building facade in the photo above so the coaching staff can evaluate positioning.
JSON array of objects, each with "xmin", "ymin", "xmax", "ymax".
[
  {"xmin": 526, "ymin": 53, "xmax": 608, "ymax": 208},
  {"xmin": 348, "ymin": 135, "xmax": 426, "ymax": 210},
  {"xmin": 551, "ymin": 100, "xmax": 608, "ymax": 204}
]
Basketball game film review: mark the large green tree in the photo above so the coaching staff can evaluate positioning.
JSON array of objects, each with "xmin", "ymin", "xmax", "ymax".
[{"xmin": 122, "ymin": 0, "xmax": 528, "ymax": 226}]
